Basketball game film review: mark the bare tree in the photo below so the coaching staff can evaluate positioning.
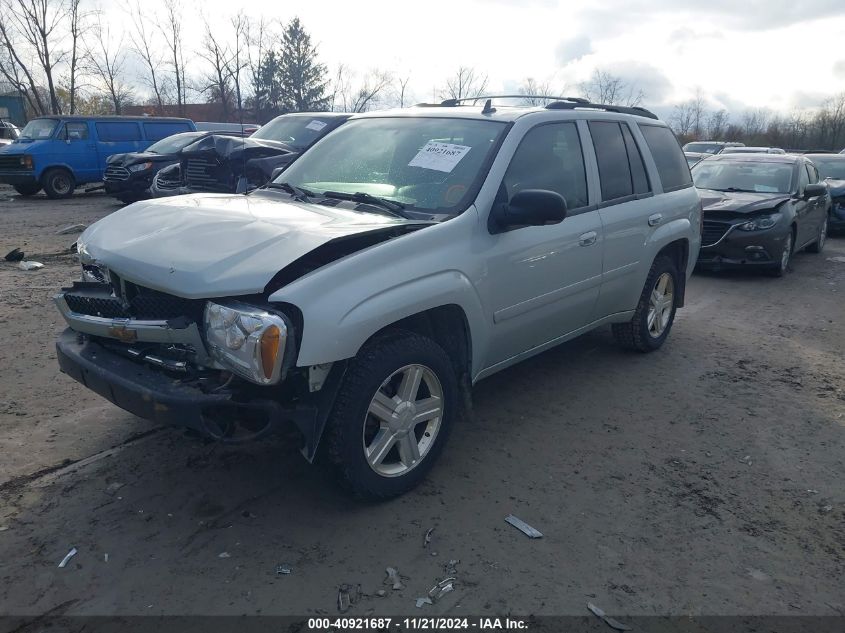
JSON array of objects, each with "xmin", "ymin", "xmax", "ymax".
[
  {"xmin": 128, "ymin": 1, "xmax": 164, "ymax": 114},
  {"xmin": 0, "ymin": 3, "xmax": 47, "ymax": 114},
  {"xmin": 670, "ymin": 101, "xmax": 696, "ymax": 137},
  {"xmin": 86, "ymin": 16, "xmax": 132, "ymax": 114},
  {"xmin": 158, "ymin": 0, "xmax": 185, "ymax": 115},
  {"xmin": 198, "ymin": 21, "xmax": 233, "ymax": 120},
  {"xmin": 440, "ymin": 66, "xmax": 488, "ymax": 101},
  {"xmin": 335, "ymin": 67, "xmax": 392, "ymax": 113},
  {"xmin": 395, "ymin": 74, "xmax": 411, "ymax": 108},
  {"xmin": 518, "ymin": 77, "xmax": 556, "ymax": 105},
  {"xmin": 578, "ymin": 69, "xmax": 643, "ymax": 107},
  {"xmin": 706, "ymin": 109, "xmax": 730, "ymax": 139},
  {"xmin": 65, "ymin": 0, "xmax": 88, "ymax": 113},
  {"xmin": 225, "ymin": 11, "xmax": 248, "ymax": 118}
]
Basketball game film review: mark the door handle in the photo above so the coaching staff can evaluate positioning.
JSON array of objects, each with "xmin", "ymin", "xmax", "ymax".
[
  {"xmin": 579, "ymin": 231, "xmax": 597, "ymax": 246},
  {"xmin": 648, "ymin": 213, "xmax": 663, "ymax": 226}
]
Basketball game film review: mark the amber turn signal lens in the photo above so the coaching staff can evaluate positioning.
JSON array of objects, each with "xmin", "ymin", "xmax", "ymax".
[{"xmin": 259, "ymin": 325, "xmax": 281, "ymax": 379}]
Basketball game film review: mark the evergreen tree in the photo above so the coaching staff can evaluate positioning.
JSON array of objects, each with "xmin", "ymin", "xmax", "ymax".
[{"xmin": 278, "ymin": 17, "xmax": 329, "ymax": 112}]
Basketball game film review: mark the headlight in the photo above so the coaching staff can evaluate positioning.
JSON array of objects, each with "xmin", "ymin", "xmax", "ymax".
[
  {"xmin": 20, "ymin": 155, "xmax": 33, "ymax": 169},
  {"xmin": 204, "ymin": 301, "xmax": 288, "ymax": 385},
  {"xmin": 127, "ymin": 162, "xmax": 153, "ymax": 172},
  {"xmin": 737, "ymin": 212, "xmax": 782, "ymax": 231}
]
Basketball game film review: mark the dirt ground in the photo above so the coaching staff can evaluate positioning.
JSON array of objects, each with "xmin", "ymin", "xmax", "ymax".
[{"xmin": 0, "ymin": 185, "xmax": 843, "ymax": 619}]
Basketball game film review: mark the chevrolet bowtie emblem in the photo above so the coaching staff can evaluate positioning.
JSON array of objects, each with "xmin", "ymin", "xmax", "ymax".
[{"xmin": 108, "ymin": 319, "xmax": 137, "ymax": 343}]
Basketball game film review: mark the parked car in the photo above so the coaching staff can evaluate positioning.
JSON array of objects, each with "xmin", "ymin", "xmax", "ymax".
[
  {"xmin": 103, "ymin": 131, "xmax": 244, "ymax": 203},
  {"xmin": 721, "ymin": 146, "xmax": 785, "ymax": 155},
  {"xmin": 194, "ymin": 121, "xmax": 260, "ymax": 135},
  {"xmin": 0, "ymin": 115, "xmax": 196, "ymax": 198},
  {"xmin": 0, "ymin": 119, "xmax": 20, "ymax": 146},
  {"xmin": 685, "ymin": 151, "xmax": 707, "ymax": 167},
  {"xmin": 682, "ymin": 141, "xmax": 744, "ymax": 155},
  {"xmin": 805, "ymin": 153, "xmax": 845, "ymax": 233},
  {"xmin": 174, "ymin": 112, "xmax": 351, "ymax": 195},
  {"xmin": 54, "ymin": 98, "xmax": 701, "ymax": 498},
  {"xmin": 693, "ymin": 153, "xmax": 829, "ymax": 275}
]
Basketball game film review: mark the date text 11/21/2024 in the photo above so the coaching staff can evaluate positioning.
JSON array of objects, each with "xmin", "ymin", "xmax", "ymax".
[{"xmin": 307, "ymin": 617, "xmax": 529, "ymax": 630}]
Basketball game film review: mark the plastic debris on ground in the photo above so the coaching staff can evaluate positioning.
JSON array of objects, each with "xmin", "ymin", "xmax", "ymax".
[
  {"xmin": 337, "ymin": 583, "xmax": 360, "ymax": 613},
  {"xmin": 4, "ymin": 248, "xmax": 24, "ymax": 262},
  {"xmin": 505, "ymin": 514, "xmax": 543, "ymax": 538},
  {"xmin": 58, "ymin": 547, "xmax": 78, "ymax": 568},
  {"xmin": 415, "ymin": 597, "xmax": 433, "ymax": 608},
  {"xmin": 276, "ymin": 564, "xmax": 292, "ymax": 575},
  {"xmin": 218, "ymin": 552, "xmax": 231, "ymax": 558},
  {"xmin": 56, "ymin": 223, "xmax": 87, "ymax": 235},
  {"xmin": 384, "ymin": 566, "xmax": 403, "ymax": 590},
  {"xmin": 376, "ymin": 590, "xmax": 387, "ymax": 598},
  {"xmin": 587, "ymin": 602, "xmax": 632, "ymax": 631},
  {"xmin": 424, "ymin": 527, "xmax": 435, "ymax": 547},
  {"xmin": 18, "ymin": 260, "xmax": 44, "ymax": 271},
  {"xmin": 104, "ymin": 553, "xmax": 109, "ymax": 563},
  {"xmin": 444, "ymin": 559, "xmax": 460, "ymax": 576}
]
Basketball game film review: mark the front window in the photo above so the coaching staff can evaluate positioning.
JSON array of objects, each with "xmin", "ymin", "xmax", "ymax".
[
  {"xmin": 251, "ymin": 116, "xmax": 337, "ymax": 150},
  {"xmin": 19, "ymin": 118, "xmax": 58, "ymax": 140},
  {"xmin": 145, "ymin": 132, "xmax": 205, "ymax": 154},
  {"xmin": 277, "ymin": 117, "xmax": 508, "ymax": 214},
  {"xmin": 811, "ymin": 158, "xmax": 845, "ymax": 181},
  {"xmin": 692, "ymin": 160, "xmax": 794, "ymax": 194}
]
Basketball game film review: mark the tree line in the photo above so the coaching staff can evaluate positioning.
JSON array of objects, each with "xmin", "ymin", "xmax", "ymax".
[{"xmin": 1, "ymin": 0, "xmax": 843, "ymax": 151}]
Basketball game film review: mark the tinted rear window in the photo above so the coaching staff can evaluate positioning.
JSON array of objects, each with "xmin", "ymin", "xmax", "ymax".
[
  {"xmin": 144, "ymin": 122, "xmax": 192, "ymax": 141},
  {"xmin": 640, "ymin": 125, "xmax": 693, "ymax": 191},
  {"xmin": 589, "ymin": 121, "xmax": 634, "ymax": 202},
  {"xmin": 96, "ymin": 121, "xmax": 142, "ymax": 142}
]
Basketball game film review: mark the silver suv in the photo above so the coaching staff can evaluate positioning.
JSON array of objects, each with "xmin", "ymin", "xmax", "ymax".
[{"xmin": 55, "ymin": 97, "xmax": 702, "ymax": 498}]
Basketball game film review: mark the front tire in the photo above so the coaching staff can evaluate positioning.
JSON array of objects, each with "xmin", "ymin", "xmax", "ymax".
[
  {"xmin": 41, "ymin": 168, "xmax": 75, "ymax": 199},
  {"xmin": 324, "ymin": 331, "xmax": 457, "ymax": 499},
  {"xmin": 768, "ymin": 231, "xmax": 793, "ymax": 277},
  {"xmin": 612, "ymin": 255, "xmax": 679, "ymax": 352},
  {"xmin": 13, "ymin": 183, "xmax": 41, "ymax": 196},
  {"xmin": 806, "ymin": 217, "xmax": 827, "ymax": 254}
]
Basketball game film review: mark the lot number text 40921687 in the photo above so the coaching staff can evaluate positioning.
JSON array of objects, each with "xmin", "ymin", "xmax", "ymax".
[{"xmin": 307, "ymin": 617, "xmax": 529, "ymax": 631}]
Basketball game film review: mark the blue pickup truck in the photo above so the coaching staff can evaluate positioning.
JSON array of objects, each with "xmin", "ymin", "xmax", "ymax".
[{"xmin": 0, "ymin": 115, "xmax": 195, "ymax": 199}]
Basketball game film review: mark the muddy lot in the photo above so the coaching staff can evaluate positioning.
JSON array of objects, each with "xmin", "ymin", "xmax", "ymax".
[{"xmin": 0, "ymin": 185, "xmax": 843, "ymax": 619}]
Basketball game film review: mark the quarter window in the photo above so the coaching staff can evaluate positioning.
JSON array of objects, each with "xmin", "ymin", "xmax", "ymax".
[
  {"xmin": 621, "ymin": 123, "xmax": 650, "ymax": 195},
  {"xmin": 503, "ymin": 122, "xmax": 589, "ymax": 210},
  {"xmin": 638, "ymin": 124, "xmax": 693, "ymax": 192}
]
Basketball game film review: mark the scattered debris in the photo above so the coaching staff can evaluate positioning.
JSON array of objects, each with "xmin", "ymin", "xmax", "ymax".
[
  {"xmin": 104, "ymin": 553, "xmax": 109, "ymax": 563},
  {"xmin": 384, "ymin": 566, "xmax": 403, "ymax": 590},
  {"xmin": 424, "ymin": 527, "xmax": 435, "ymax": 548},
  {"xmin": 106, "ymin": 482, "xmax": 124, "ymax": 495},
  {"xmin": 337, "ymin": 584, "xmax": 360, "ymax": 613},
  {"xmin": 58, "ymin": 547, "xmax": 78, "ymax": 568},
  {"xmin": 586, "ymin": 602, "xmax": 632, "ymax": 631},
  {"xmin": 4, "ymin": 248, "xmax": 24, "ymax": 262},
  {"xmin": 748, "ymin": 568, "xmax": 770, "ymax": 582},
  {"xmin": 505, "ymin": 514, "xmax": 543, "ymax": 538},
  {"xmin": 819, "ymin": 505, "xmax": 833, "ymax": 514},
  {"xmin": 18, "ymin": 260, "xmax": 44, "ymax": 271},
  {"xmin": 56, "ymin": 223, "xmax": 87, "ymax": 235},
  {"xmin": 739, "ymin": 455, "xmax": 753, "ymax": 465},
  {"xmin": 428, "ymin": 577, "xmax": 455, "ymax": 602},
  {"xmin": 218, "ymin": 552, "xmax": 231, "ymax": 559},
  {"xmin": 444, "ymin": 559, "xmax": 460, "ymax": 576},
  {"xmin": 375, "ymin": 590, "xmax": 387, "ymax": 598},
  {"xmin": 276, "ymin": 564, "xmax": 292, "ymax": 575},
  {"xmin": 827, "ymin": 256, "xmax": 845, "ymax": 263},
  {"xmin": 415, "ymin": 597, "xmax": 433, "ymax": 608},
  {"xmin": 0, "ymin": 526, "xmax": 8, "ymax": 532}
]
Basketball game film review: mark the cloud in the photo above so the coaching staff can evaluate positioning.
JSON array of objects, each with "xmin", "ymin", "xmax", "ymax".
[
  {"xmin": 834, "ymin": 60, "xmax": 845, "ymax": 80},
  {"xmin": 603, "ymin": 60, "xmax": 673, "ymax": 105},
  {"xmin": 555, "ymin": 36, "xmax": 593, "ymax": 64}
]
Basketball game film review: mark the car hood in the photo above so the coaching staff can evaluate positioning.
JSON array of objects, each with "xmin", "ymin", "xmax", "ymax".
[
  {"xmin": 698, "ymin": 189, "xmax": 792, "ymax": 214},
  {"xmin": 181, "ymin": 134, "xmax": 294, "ymax": 160},
  {"xmin": 107, "ymin": 152, "xmax": 176, "ymax": 166},
  {"xmin": 825, "ymin": 178, "xmax": 845, "ymax": 197},
  {"xmin": 78, "ymin": 191, "xmax": 430, "ymax": 299}
]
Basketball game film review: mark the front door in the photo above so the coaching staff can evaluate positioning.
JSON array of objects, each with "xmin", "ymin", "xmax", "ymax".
[
  {"xmin": 53, "ymin": 121, "xmax": 98, "ymax": 183},
  {"xmin": 478, "ymin": 121, "xmax": 603, "ymax": 367}
]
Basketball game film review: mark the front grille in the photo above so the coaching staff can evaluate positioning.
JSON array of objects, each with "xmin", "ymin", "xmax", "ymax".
[
  {"xmin": 104, "ymin": 165, "xmax": 130, "ymax": 181},
  {"xmin": 185, "ymin": 158, "xmax": 225, "ymax": 191},
  {"xmin": 65, "ymin": 293, "xmax": 129, "ymax": 318},
  {"xmin": 63, "ymin": 281, "xmax": 204, "ymax": 322},
  {"xmin": 702, "ymin": 220, "xmax": 731, "ymax": 246},
  {"xmin": 0, "ymin": 155, "xmax": 24, "ymax": 170},
  {"xmin": 155, "ymin": 173, "xmax": 182, "ymax": 190}
]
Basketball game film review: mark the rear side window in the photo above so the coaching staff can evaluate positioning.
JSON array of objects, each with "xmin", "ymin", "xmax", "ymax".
[
  {"xmin": 638, "ymin": 124, "xmax": 693, "ymax": 192},
  {"xmin": 60, "ymin": 122, "xmax": 89, "ymax": 140},
  {"xmin": 144, "ymin": 122, "xmax": 192, "ymax": 141},
  {"xmin": 589, "ymin": 121, "xmax": 635, "ymax": 202},
  {"xmin": 503, "ymin": 122, "xmax": 589, "ymax": 211},
  {"xmin": 96, "ymin": 121, "xmax": 142, "ymax": 142}
]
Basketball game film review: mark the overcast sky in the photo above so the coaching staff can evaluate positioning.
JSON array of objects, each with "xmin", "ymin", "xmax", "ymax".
[{"xmin": 101, "ymin": 0, "xmax": 845, "ymax": 115}]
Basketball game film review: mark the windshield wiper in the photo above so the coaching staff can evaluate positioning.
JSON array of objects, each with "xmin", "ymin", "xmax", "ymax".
[
  {"xmin": 321, "ymin": 190, "xmax": 407, "ymax": 218},
  {"xmin": 263, "ymin": 181, "xmax": 314, "ymax": 201}
]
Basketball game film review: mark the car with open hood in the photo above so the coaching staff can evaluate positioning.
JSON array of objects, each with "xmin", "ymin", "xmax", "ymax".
[
  {"xmin": 804, "ymin": 153, "xmax": 845, "ymax": 233},
  {"xmin": 693, "ymin": 153, "xmax": 830, "ymax": 275},
  {"xmin": 170, "ymin": 112, "xmax": 351, "ymax": 196},
  {"xmin": 103, "ymin": 131, "xmax": 245, "ymax": 203},
  {"xmin": 54, "ymin": 97, "xmax": 701, "ymax": 498}
]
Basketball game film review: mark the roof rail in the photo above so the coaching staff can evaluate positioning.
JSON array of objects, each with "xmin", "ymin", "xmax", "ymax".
[
  {"xmin": 438, "ymin": 95, "xmax": 589, "ymax": 107},
  {"xmin": 544, "ymin": 100, "xmax": 659, "ymax": 120}
]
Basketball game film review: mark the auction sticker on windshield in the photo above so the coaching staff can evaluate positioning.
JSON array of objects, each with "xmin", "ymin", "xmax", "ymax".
[
  {"xmin": 408, "ymin": 141, "xmax": 471, "ymax": 173},
  {"xmin": 305, "ymin": 120, "xmax": 328, "ymax": 132}
]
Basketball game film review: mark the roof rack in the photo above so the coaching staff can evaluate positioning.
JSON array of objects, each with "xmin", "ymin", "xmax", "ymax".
[{"xmin": 416, "ymin": 95, "xmax": 659, "ymax": 120}]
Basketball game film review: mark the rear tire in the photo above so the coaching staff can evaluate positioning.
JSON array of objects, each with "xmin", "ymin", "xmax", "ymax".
[
  {"xmin": 612, "ymin": 255, "xmax": 679, "ymax": 352},
  {"xmin": 13, "ymin": 183, "xmax": 41, "ymax": 196},
  {"xmin": 806, "ymin": 217, "xmax": 827, "ymax": 254},
  {"xmin": 41, "ymin": 168, "xmax": 75, "ymax": 199},
  {"xmin": 324, "ymin": 330, "xmax": 457, "ymax": 499}
]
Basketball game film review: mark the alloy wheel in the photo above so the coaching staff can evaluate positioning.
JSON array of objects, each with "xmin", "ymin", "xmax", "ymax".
[
  {"xmin": 781, "ymin": 233, "xmax": 792, "ymax": 272},
  {"xmin": 647, "ymin": 272, "xmax": 674, "ymax": 338},
  {"xmin": 362, "ymin": 364, "xmax": 444, "ymax": 477}
]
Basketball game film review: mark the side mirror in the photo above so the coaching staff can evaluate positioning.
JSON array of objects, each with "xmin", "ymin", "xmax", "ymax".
[
  {"xmin": 804, "ymin": 183, "xmax": 826, "ymax": 199},
  {"xmin": 489, "ymin": 189, "xmax": 568, "ymax": 234}
]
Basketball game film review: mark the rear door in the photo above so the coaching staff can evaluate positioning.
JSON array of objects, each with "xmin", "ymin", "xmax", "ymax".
[
  {"xmin": 794, "ymin": 162, "xmax": 813, "ymax": 246},
  {"xmin": 481, "ymin": 121, "xmax": 604, "ymax": 366},
  {"xmin": 803, "ymin": 161, "xmax": 826, "ymax": 241},
  {"xmin": 55, "ymin": 120, "xmax": 99, "ymax": 183}
]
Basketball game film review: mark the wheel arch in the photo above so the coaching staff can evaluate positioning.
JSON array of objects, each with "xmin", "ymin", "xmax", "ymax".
[{"xmin": 654, "ymin": 238, "xmax": 690, "ymax": 307}]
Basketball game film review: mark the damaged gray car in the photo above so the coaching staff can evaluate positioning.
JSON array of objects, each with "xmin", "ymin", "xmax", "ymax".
[{"xmin": 55, "ymin": 99, "xmax": 701, "ymax": 498}]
